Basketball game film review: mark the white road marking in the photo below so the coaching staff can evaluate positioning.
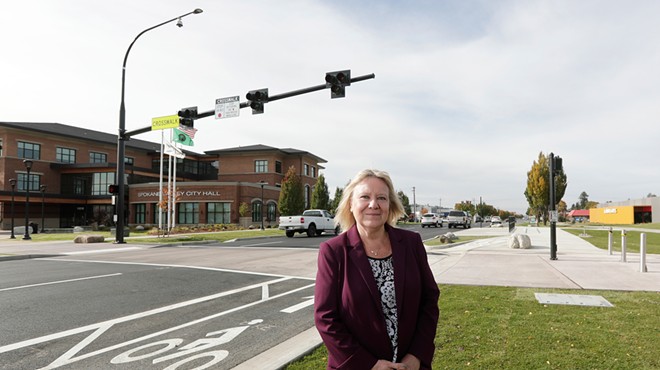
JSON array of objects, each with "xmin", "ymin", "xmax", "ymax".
[
  {"xmin": 64, "ymin": 247, "xmax": 142, "ymax": 255},
  {"xmin": 39, "ymin": 282, "xmax": 315, "ymax": 369},
  {"xmin": 0, "ymin": 273, "xmax": 122, "ymax": 292},
  {"xmin": 280, "ymin": 296, "xmax": 314, "ymax": 313},
  {"xmin": 0, "ymin": 277, "xmax": 294, "ymax": 356}
]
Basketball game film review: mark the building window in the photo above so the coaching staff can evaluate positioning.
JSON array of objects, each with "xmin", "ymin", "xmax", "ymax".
[
  {"xmin": 267, "ymin": 202, "xmax": 277, "ymax": 222},
  {"xmin": 125, "ymin": 157, "xmax": 134, "ymax": 165},
  {"xmin": 311, "ymin": 167, "xmax": 316, "ymax": 178},
  {"xmin": 275, "ymin": 161, "xmax": 282, "ymax": 174},
  {"xmin": 56, "ymin": 147, "xmax": 77, "ymax": 163},
  {"xmin": 0, "ymin": 139, "xmax": 3, "ymax": 156},
  {"xmin": 178, "ymin": 202, "xmax": 199, "ymax": 224},
  {"xmin": 18, "ymin": 173, "xmax": 40, "ymax": 192},
  {"xmin": 252, "ymin": 200, "xmax": 263, "ymax": 222},
  {"xmin": 92, "ymin": 172, "xmax": 115, "ymax": 195},
  {"xmin": 90, "ymin": 152, "xmax": 107, "ymax": 163},
  {"xmin": 304, "ymin": 164, "xmax": 309, "ymax": 176},
  {"xmin": 208, "ymin": 202, "xmax": 231, "ymax": 224},
  {"xmin": 135, "ymin": 204, "xmax": 146, "ymax": 224},
  {"xmin": 255, "ymin": 160, "xmax": 268, "ymax": 173},
  {"xmin": 18, "ymin": 141, "xmax": 41, "ymax": 160}
]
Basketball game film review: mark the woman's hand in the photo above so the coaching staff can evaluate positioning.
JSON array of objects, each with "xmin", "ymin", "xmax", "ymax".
[
  {"xmin": 371, "ymin": 359, "xmax": 408, "ymax": 369},
  {"xmin": 401, "ymin": 354, "xmax": 420, "ymax": 370}
]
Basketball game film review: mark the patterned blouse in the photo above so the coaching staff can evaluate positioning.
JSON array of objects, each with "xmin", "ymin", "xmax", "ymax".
[{"xmin": 368, "ymin": 255, "xmax": 398, "ymax": 362}]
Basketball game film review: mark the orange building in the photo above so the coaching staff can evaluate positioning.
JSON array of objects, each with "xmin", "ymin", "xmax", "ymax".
[{"xmin": 0, "ymin": 122, "xmax": 326, "ymax": 231}]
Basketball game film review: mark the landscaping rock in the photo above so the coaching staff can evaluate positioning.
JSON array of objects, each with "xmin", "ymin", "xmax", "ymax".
[
  {"xmin": 517, "ymin": 234, "xmax": 532, "ymax": 249},
  {"xmin": 74, "ymin": 235, "xmax": 105, "ymax": 243},
  {"xmin": 509, "ymin": 233, "xmax": 532, "ymax": 249},
  {"xmin": 508, "ymin": 234, "xmax": 520, "ymax": 249}
]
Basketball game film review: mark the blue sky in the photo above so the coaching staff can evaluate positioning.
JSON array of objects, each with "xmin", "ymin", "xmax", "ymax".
[{"xmin": 3, "ymin": 0, "xmax": 659, "ymax": 213}]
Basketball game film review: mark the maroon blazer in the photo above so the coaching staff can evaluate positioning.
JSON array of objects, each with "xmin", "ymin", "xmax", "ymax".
[{"xmin": 314, "ymin": 224, "xmax": 440, "ymax": 369}]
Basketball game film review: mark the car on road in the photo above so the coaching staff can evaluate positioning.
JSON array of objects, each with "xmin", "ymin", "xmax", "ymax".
[
  {"xmin": 279, "ymin": 209, "xmax": 339, "ymax": 237},
  {"xmin": 421, "ymin": 213, "xmax": 442, "ymax": 228},
  {"xmin": 447, "ymin": 210, "xmax": 471, "ymax": 229},
  {"xmin": 490, "ymin": 216, "xmax": 502, "ymax": 227}
]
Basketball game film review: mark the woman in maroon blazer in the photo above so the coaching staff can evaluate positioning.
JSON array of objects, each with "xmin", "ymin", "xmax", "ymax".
[{"xmin": 314, "ymin": 169, "xmax": 440, "ymax": 370}]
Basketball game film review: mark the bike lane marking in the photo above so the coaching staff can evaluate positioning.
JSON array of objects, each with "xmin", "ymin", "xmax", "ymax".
[
  {"xmin": 0, "ymin": 273, "xmax": 122, "ymax": 292},
  {"xmin": 0, "ymin": 276, "xmax": 291, "ymax": 355},
  {"xmin": 0, "ymin": 258, "xmax": 316, "ymax": 369},
  {"xmin": 42, "ymin": 282, "xmax": 315, "ymax": 369}
]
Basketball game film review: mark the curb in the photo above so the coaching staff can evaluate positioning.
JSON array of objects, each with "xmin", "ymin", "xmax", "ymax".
[{"xmin": 0, "ymin": 254, "xmax": 62, "ymax": 262}]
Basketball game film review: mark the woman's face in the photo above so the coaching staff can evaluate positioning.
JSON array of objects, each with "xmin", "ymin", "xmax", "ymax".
[{"xmin": 350, "ymin": 177, "xmax": 390, "ymax": 231}]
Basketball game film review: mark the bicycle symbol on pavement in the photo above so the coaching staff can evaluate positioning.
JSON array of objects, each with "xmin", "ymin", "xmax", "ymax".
[{"xmin": 110, "ymin": 319, "xmax": 264, "ymax": 369}]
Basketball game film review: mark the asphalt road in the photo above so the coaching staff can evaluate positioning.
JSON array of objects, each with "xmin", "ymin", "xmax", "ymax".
[
  {"xmin": 0, "ymin": 223, "xmax": 484, "ymax": 369},
  {"xmin": 0, "ymin": 257, "xmax": 314, "ymax": 369}
]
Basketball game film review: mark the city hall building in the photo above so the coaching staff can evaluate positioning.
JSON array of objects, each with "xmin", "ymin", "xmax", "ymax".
[{"xmin": 0, "ymin": 122, "xmax": 326, "ymax": 231}]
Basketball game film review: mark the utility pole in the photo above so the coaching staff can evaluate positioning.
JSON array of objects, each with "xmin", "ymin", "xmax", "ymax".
[{"xmin": 412, "ymin": 187, "xmax": 416, "ymax": 222}]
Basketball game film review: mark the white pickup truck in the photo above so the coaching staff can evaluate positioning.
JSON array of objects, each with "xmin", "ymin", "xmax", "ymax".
[
  {"xmin": 447, "ymin": 210, "xmax": 472, "ymax": 229},
  {"xmin": 279, "ymin": 209, "xmax": 339, "ymax": 237}
]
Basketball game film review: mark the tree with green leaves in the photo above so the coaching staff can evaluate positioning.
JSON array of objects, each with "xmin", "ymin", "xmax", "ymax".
[
  {"xmin": 397, "ymin": 190, "xmax": 411, "ymax": 217},
  {"xmin": 578, "ymin": 191, "xmax": 589, "ymax": 209},
  {"xmin": 524, "ymin": 152, "xmax": 567, "ymax": 225},
  {"xmin": 311, "ymin": 174, "xmax": 330, "ymax": 210},
  {"xmin": 330, "ymin": 186, "xmax": 343, "ymax": 214},
  {"xmin": 278, "ymin": 166, "xmax": 305, "ymax": 216}
]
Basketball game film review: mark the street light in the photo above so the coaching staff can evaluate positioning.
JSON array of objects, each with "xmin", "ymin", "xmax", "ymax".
[
  {"xmin": 22, "ymin": 159, "xmax": 33, "ymax": 240},
  {"xmin": 115, "ymin": 8, "xmax": 203, "ymax": 244},
  {"xmin": 9, "ymin": 178, "xmax": 16, "ymax": 239},
  {"xmin": 40, "ymin": 184, "xmax": 47, "ymax": 234},
  {"xmin": 260, "ymin": 181, "xmax": 267, "ymax": 230}
]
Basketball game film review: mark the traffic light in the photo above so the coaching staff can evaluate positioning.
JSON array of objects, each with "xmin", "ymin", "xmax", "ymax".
[
  {"xmin": 178, "ymin": 106, "xmax": 198, "ymax": 127},
  {"xmin": 108, "ymin": 184, "xmax": 120, "ymax": 194},
  {"xmin": 325, "ymin": 70, "xmax": 351, "ymax": 98},
  {"xmin": 245, "ymin": 88, "xmax": 268, "ymax": 114}
]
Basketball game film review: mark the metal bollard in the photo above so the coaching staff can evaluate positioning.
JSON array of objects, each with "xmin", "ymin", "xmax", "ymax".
[
  {"xmin": 621, "ymin": 229, "xmax": 627, "ymax": 262},
  {"xmin": 640, "ymin": 233, "xmax": 648, "ymax": 273},
  {"xmin": 607, "ymin": 227, "xmax": 613, "ymax": 255}
]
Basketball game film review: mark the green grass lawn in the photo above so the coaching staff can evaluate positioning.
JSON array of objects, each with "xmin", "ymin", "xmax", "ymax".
[
  {"xmin": 564, "ymin": 228, "xmax": 660, "ymax": 254},
  {"xmin": 286, "ymin": 285, "xmax": 660, "ymax": 369}
]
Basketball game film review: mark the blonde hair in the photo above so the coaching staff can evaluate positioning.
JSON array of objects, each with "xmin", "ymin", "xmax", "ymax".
[{"xmin": 334, "ymin": 169, "xmax": 405, "ymax": 232}]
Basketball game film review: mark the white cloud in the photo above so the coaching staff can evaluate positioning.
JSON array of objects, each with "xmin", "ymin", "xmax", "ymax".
[{"xmin": 2, "ymin": 0, "xmax": 659, "ymax": 213}]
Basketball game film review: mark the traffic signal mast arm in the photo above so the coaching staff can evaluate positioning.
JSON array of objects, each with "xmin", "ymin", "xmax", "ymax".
[
  {"xmin": 195, "ymin": 72, "xmax": 375, "ymax": 119},
  {"xmin": 122, "ymin": 72, "xmax": 374, "ymax": 138}
]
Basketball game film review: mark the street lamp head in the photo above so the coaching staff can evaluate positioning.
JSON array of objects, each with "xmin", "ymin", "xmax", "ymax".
[
  {"xmin": 23, "ymin": 159, "xmax": 33, "ymax": 170},
  {"xmin": 176, "ymin": 17, "xmax": 183, "ymax": 27},
  {"xmin": 9, "ymin": 178, "xmax": 16, "ymax": 187},
  {"xmin": 193, "ymin": 8, "xmax": 203, "ymax": 14}
]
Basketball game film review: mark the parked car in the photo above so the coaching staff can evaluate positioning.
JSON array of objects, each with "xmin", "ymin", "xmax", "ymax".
[
  {"xmin": 279, "ymin": 209, "xmax": 339, "ymax": 237},
  {"xmin": 421, "ymin": 213, "xmax": 442, "ymax": 228},
  {"xmin": 490, "ymin": 216, "xmax": 502, "ymax": 227}
]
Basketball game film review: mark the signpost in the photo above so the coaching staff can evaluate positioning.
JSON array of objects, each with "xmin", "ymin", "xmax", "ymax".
[
  {"xmin": 151, "ymin": 114, "xmax": 180, "ymax": 131},
  {"xmin": 215, "ymin": 96, "xmax": 240, "ymax": 119}
]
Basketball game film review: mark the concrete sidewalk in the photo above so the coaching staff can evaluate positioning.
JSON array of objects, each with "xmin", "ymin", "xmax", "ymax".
[{"xmin": 428, "ymin": 226, "xmax": 660, "ymax": 291}]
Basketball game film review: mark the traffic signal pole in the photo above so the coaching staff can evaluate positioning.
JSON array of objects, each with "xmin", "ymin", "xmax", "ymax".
[
  {"xmin": 123, "ymin": 73, "xmax": 375, "ymax": 137},
  {"xmin": 117, "ymin": 70, "xmax": 374, "ymax": 240}
]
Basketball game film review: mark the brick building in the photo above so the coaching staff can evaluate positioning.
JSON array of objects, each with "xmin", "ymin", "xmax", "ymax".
[{"xmin": 0, "ymin": 122, "xmax": 326, "ymax": 231}]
